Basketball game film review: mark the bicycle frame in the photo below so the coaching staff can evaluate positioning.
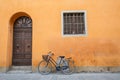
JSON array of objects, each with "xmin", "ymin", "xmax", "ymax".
[{"xmin": 48, "ymin": 56, "xmax": 62, "ymax": 67}]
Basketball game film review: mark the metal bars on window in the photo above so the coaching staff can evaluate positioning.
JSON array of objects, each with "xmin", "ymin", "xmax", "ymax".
[{"xmin": 63, "ymin": 13, "xmax": 85, "ymax": 35}]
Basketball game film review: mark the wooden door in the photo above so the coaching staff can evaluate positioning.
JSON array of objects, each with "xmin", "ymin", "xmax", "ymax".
[{"xmin": 12, "ymin": 16, "xmax": 32, "ymax": 66}]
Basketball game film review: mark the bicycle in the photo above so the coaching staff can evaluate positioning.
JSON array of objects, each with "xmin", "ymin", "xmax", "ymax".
[{"xmin": 38, "ymin": 51, "xmax": 75, "ymax": 75}]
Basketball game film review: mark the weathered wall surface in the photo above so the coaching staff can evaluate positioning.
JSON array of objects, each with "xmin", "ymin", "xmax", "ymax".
[{"xmin": 0, "ymin": 0, "xmax": 120, "ymax": 72}]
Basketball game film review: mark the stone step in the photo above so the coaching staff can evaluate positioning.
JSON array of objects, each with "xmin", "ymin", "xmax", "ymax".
[
  {"xmin": 7, "ymin": 70, "xmax": 32, "ymax": 74},
  {"xmin": 7, "ymin": 66, "xmax": 32, "ymax": 74},
  {"xmin": 11, "ymin": 66, "xmax": 32, "ymax": 70}
]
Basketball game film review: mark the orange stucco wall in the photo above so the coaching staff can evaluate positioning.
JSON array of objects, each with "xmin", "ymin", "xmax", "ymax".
[{"xmin": 0, "ymin": 0, "xmax": 120, "ymax": 70}]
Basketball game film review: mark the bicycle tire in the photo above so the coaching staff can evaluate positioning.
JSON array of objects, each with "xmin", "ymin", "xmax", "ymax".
[
  {"xmin": 38, "ymin": 60, "xmax": 52, "ymax": 75},
  {"xmin": 62, "ymin": 59, "xmax": 75, "ymax": 75}
]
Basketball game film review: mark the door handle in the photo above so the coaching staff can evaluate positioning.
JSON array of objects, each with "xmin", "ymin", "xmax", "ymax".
[{"xmin": 16, "ymin": 45, "xmax": 19, "ymax": 49}]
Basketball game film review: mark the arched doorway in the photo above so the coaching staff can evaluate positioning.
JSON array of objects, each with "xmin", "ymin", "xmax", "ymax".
[{"xmin": 12, "ymin": 16, "xmax": 32, "ymax": 66}]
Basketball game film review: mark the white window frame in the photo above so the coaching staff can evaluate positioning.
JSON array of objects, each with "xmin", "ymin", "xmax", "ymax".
[{"xmin": 61, "ymin": 10, "xmax": 88, "ymax": 37}]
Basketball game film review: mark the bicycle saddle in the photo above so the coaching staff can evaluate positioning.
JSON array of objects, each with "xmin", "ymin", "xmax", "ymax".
[{"xmin": 59, "ymin": 56, "xmax": 65, "ymax": 58}]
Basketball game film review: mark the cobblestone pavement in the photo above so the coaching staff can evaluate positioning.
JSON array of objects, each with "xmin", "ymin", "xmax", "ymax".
[{"xmin": 0, "ymin": 73, "xmax": 120, "ymax": 80}]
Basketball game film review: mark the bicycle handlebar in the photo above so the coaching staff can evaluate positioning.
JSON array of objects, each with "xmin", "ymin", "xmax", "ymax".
[
  {"xmin": 48, "ymin": 51, "xmax": 72, "ymax": 60},
  {"xmin": 67, "ymin": 57, "xmax": 72, "ymax": 59},
  {"xmin": 48, "ymin": 51, "xmax": 54, "ymax": 56}
]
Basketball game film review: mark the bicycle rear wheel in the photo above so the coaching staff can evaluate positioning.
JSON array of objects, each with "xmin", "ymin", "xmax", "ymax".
[
  {"xmin": 62, "ymin": 59, "xmax": 74, "ymax": 74},
  {"xmin": 38, "ymin": 60, "xmax": 52, "ymax": 75}
]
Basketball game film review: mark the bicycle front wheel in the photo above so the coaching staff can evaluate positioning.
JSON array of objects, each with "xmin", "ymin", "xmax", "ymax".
[{"xmin": 38, "ymin": 60, "xmax": 52, "ymax": 75}]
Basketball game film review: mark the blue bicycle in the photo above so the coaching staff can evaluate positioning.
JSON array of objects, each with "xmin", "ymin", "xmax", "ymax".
[{"xmin": 38, "ymin": 51, "xmax": 75, "ymax": 75}]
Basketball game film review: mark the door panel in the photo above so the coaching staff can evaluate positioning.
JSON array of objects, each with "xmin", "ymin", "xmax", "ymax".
[{"xmin": 12, "ymin": 16, "xmax": 32, "ymax": 66}]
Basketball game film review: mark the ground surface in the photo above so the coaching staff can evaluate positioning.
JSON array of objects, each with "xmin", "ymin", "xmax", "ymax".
[{"xmin": 0, "ymin": 73, "xmax": 120, "ymax": 80}]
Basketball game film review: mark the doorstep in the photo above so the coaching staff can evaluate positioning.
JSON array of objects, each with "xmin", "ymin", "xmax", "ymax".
[{"xmin": 7, "ymin": 66, "xmax": 32, "ymax": 74}]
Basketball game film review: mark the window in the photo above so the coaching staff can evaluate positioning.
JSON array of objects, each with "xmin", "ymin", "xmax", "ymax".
[{"xmin": 62, "ymin": 11, "xmax": 87, "ymax": 36}]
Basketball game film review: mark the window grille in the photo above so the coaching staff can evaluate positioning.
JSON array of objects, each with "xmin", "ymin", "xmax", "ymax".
[{"xmin": 62, "ymin": 11, "xmax": 87, "ymax": 36}]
